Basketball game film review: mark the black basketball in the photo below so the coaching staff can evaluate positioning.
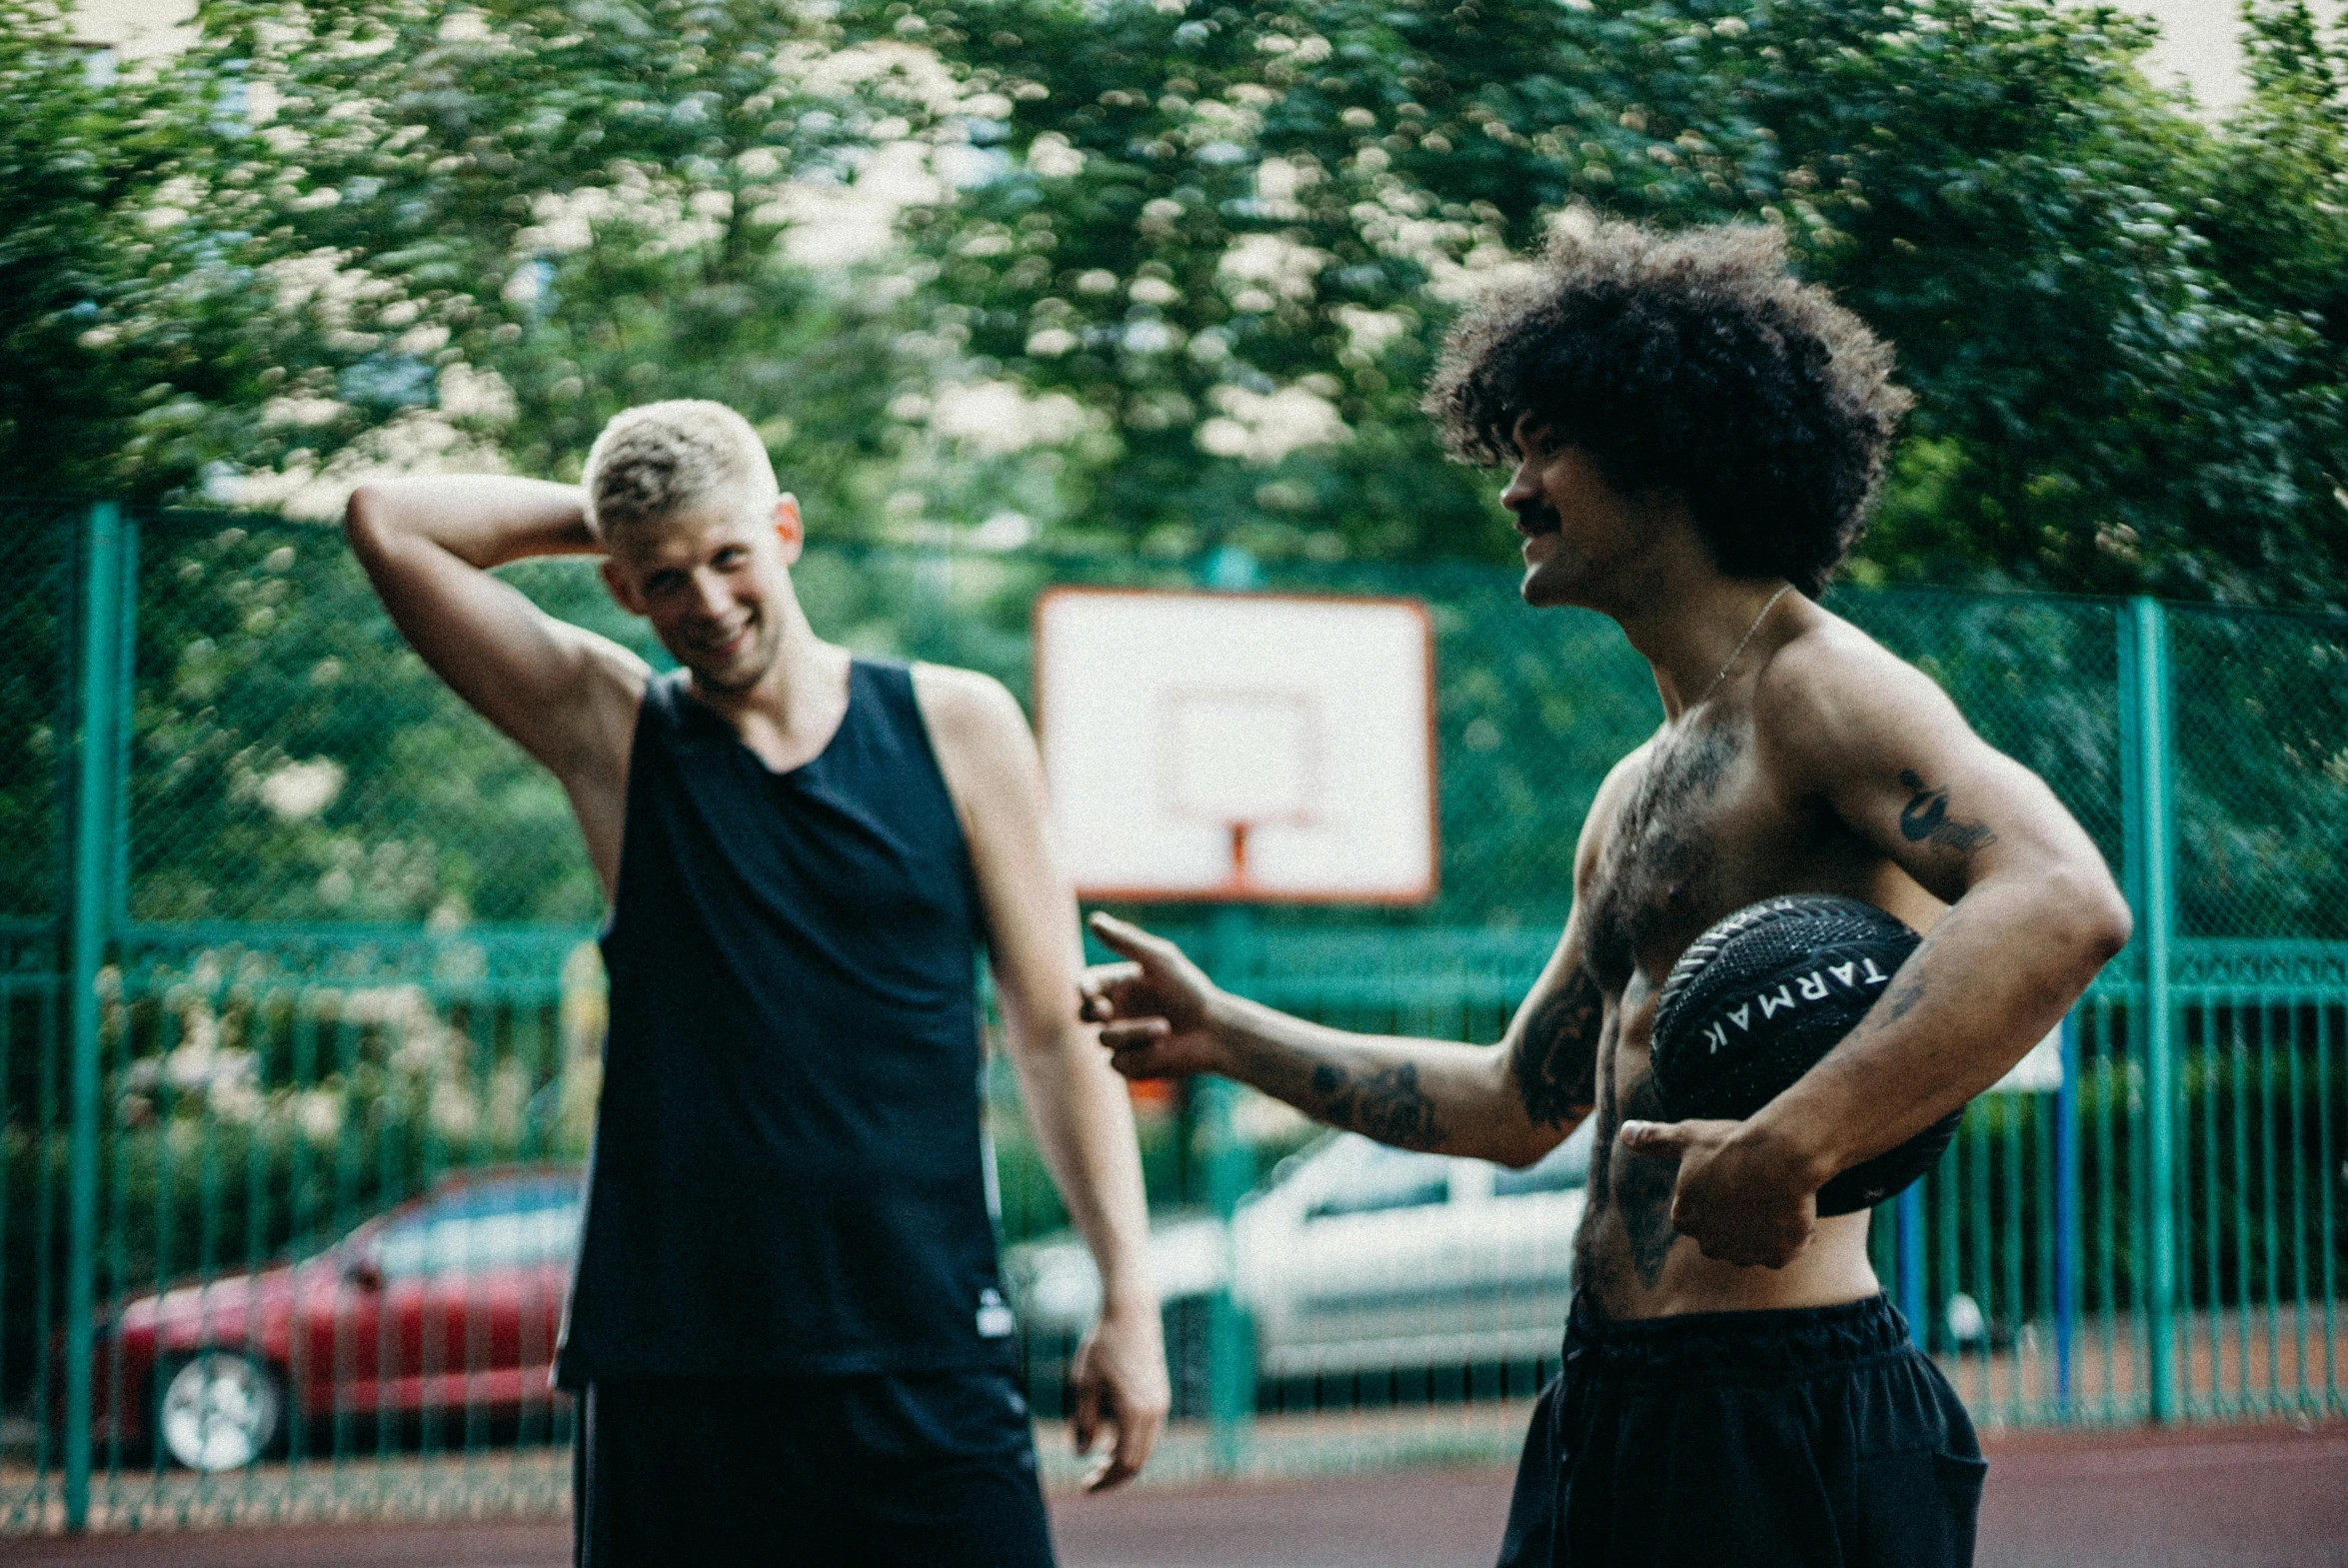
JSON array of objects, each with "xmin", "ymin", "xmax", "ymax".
[{"xmin": 1649, "ymin": 894, "xmax": 1962, "ymax": 1217}]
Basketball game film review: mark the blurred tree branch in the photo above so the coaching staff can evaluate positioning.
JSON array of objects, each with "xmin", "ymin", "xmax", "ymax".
[{"xmin": 4, "ymin": 0, "xmax": 2344, "ymax": 606}]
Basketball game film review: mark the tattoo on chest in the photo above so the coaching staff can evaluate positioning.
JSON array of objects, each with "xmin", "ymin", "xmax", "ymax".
[
  {"xmin": 1305, "ymin": 1061, "xmax": 1443, "ymax": 1149},
  {"xmin": 1897, "ymin": 771, "xmax": 1996, "ymax": 854},
  {"xmin": 1511, "ymin": 965, "xmax": 1602, "ymax": 1128},
  {"xmin": 1588, "ymin": 724, "xmax": 1741, "ymax": 987}
]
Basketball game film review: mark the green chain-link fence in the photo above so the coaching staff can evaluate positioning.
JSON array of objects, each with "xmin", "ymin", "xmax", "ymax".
[{"xmin": 3, "ymin": 502, "xmax": 2343, "ymax": 1529}]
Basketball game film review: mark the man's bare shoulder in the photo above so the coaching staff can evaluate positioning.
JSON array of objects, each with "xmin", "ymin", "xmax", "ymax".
[
  {"xmin": 1749, "ymin": 606, "xmax": 1972, "ymax": 787},
  {"xmin": 906, "ymin": 664, "xmax": 1054, "ymax": 869},
  {"xmin": 909, "ymin": 662, "xmax": 1027, "ymax": 735},
  {"xmin": 545, "ymin": 630, "xmax": 655, "ymax": 769},
  {"xmin": 908, "ymin": 663, "xmax": 1039, "ymax": 782}
]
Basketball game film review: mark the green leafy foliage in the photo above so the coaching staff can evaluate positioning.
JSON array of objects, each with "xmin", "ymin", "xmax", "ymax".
[
  {"xmin": 0, "ymin": 4, "xmax": 200, "ymax": 496},
  {"xmin": 883, "ymin": 0, "xmax": 2348, "ymax": 594},
  {"xmin": 175, "ymin": 0, "xmax": 947, "ymax": 521},
  {"xmin": 121, "ymin": 512, "xmax": 667, "ymax": 925},
  {"xmin": 4, "ymin": 0, "xmax": 2343, "ymax": 601}
]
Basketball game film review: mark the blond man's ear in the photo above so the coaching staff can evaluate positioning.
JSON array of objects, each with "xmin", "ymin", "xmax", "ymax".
[
  {"xmin": 599, "ymin": 556, "xmax": 645, "ymax": 616},
  {"xmin": 773, "ymin": 495, "xmax": 804, "ymax": 562}
]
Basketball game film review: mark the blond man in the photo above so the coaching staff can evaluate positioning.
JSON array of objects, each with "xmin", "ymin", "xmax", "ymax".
[{"xmin": 346, "ymin": 403, "xmax": 1165, "ymax": 1567}]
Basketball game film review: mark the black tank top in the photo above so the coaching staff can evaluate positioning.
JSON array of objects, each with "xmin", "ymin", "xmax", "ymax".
[{"xmin": 556, "ymin": 660, "xmax": 1014, "ymax": 1385}]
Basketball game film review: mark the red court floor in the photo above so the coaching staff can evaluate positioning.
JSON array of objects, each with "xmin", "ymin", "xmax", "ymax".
[{"xmin": 3, "ymin": 1421, "xmax": 2342, "ymax": 1567}]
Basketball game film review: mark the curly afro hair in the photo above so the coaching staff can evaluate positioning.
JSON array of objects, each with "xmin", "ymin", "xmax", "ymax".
[{"xmin": 1423, "ymin": 214, "xmax": 1912, "ymax": 596}]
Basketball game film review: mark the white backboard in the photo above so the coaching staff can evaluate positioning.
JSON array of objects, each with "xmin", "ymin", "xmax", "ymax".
[{"xmin": 1035, "ymin": 588, "xmax": 1437, "ymax": 903}]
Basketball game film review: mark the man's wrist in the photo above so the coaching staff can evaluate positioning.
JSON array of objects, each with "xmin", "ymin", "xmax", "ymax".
[
  {"xmin": 1098, "ymin": 1270, "xmax": 1160, "ymax": 1319},
  {"xmin": 1199, "ymin": 988, "xmax": 1258, "ymax": 1077},
  {"xmin": 1739, "ymin": 1097, "xmax": 1845, "ymax": 1192}
]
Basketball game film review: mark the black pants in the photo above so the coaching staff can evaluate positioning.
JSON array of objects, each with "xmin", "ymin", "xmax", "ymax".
[
  {"xmin": 574, "ymin": 1369, "xmax": 1056, "ymax": 1568},
  {"xmin": 1498, "ymin": 1294, "xmax": 1985, "ymax": 1568}
]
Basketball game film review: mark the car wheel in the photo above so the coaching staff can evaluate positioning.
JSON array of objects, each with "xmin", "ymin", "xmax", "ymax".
[{"xmin": 157, "ymin": 1350, "xmax": 283, "ymax": 1472}]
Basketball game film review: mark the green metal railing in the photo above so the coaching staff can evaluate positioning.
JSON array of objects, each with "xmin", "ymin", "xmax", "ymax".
[{"xmin": 2, "ymin": 501, "xmax": 2344, "ymax": 1529}]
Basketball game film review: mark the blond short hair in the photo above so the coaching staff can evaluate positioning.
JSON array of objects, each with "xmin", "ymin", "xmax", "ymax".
[{"xmin": 580, "ymin": 401, "xmax": 780, "ymax": 540}]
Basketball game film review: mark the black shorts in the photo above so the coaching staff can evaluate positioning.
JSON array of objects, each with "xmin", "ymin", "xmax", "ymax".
[
  {"xmin": 573, "ymin": 1369, "xmax": 1055, "ymax": 1568},
  {"xmin": 1497, "ymin": 1294, "xmax": 1985, "ymax": 1568}
]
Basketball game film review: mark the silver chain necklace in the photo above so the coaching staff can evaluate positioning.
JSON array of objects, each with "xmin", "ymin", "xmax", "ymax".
[{"xmin": 1691, "ymin": 583, "xmax": 1793, "ymax": 710}]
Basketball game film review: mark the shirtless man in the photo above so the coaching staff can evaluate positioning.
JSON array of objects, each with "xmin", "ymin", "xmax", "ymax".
[
  {"xmin": 345, "ymin": 401, "xmax": 1165, "ymax": 1566},
  {"xmin": 1079, "ymin": 219, "xmax": 2131, "ymax": 1566}
]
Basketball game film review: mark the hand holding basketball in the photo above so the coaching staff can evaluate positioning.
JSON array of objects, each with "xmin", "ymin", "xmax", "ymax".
[
  {"xmin": 1080, "ymin": 913, "xmax": 1235, "ymax": 1079},
  {"xmin": 1620, "ymin": 1116, "xmax": 1821, "ymax": 1270}
]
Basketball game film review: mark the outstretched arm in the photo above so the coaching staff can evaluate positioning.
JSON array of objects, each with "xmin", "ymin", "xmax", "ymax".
[
  {"xmin": 1081, "ymin": 759, "xmax": 1628, "ymax": 1167},
  {"xmin": 1623, "ymin": 628, "xmax": 2132, "ymax": 1266},
  {"xmin": 913, "ymin": 667, "xmax": 1167, "ymax": 1491},
  {"xmin": 1081, "ymin": 899, "xmax": 1607, "ymax": 1170},
  {"xmin": 344, "ymin": 476, "xmax": 647, "ymax": 891}
]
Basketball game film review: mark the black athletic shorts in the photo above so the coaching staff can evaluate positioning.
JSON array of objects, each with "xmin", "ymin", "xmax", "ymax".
[
  {"xmin": 1497, "ymin": 1293, "xmax": 1985, "ymax": 1568},
  {"xmin": 573, "ymin": 1369, "xmax": 1056, "ymax": 1568}
]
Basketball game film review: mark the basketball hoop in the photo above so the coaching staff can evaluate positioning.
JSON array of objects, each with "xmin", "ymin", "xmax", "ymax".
[
  {"xmin": 1161, "ymin": 687, "xmax": 1319, "ymax": 897},
  {"xmin": 1034, "ymin": 587, "xmax": 1437, "ymax": 905}
]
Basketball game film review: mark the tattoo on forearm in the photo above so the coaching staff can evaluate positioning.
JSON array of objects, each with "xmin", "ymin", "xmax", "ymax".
[
  {"xmin": 1897, "ymin": 771, "xmax": 1996, "ymax": 854},
  {"xmin": 1306, "ymin": 1061, "xmax": 1443, "ymax": 1149},
  {"xmin": 1885, "ymin": 966, "xmax": 1925, "ymax": 1021},
  {"xmin": 1843, "ymin": 914, "xmax": 1958, "ymax": 1057},
  {"xmin": 1511, "ymin": 965, "xmax": 1602, "ymax": 1127}
]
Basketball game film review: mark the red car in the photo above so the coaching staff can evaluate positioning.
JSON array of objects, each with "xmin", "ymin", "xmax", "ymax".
[{"xmin": 80, "ymin": 1166, "xmax": 582, "ymax": 1471}]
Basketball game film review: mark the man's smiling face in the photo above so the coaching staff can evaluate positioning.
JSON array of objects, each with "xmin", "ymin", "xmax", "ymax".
[
  {"xmin": 1497, "ymin": 416, "xmax": 1649, "ymax": 610},
  {"xmin": 601, "ymin": 494, "xmax": 803, "ymax": 694}
]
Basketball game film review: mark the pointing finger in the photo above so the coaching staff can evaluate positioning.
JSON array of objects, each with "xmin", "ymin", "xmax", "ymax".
[{"xmin": 1088, "ymin": 911, "xmax": 1172, "ymax": 962}]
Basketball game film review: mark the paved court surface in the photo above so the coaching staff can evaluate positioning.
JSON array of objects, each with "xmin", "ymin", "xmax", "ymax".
[{"xmin": 5, "ymin": 1421, "xmax": 2342, "ymax": 1567}]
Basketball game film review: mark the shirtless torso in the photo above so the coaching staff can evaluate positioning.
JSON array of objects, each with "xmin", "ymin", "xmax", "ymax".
[
  {"xmin": 1565, "ymin": 679, "xmax": 1940, "ymax": 1317},
  {"xmin": 1083, "ymin": 588, "xmax": 2120, "ymax": 1314}
]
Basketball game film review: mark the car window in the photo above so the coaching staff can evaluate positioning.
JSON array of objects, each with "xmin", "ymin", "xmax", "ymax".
[
  {"xmin": 377, "ymin": 1178, "xmax": 582, "ymax": 1277},
  {"xmin": 1492, "ymin": 1120, "xmax": 1593, "ymax": 1198},
  {"xmin": 1302, "ymin": 1142, "xmax": 1451, "ymax": 1222}
]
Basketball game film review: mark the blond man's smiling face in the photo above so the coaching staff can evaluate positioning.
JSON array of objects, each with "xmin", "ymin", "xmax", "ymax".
[{"xmin": 601, "ymin": 494, "xmax": 803, "ymax": 694}]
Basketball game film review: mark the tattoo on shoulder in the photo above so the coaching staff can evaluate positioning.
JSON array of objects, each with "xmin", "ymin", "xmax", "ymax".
[
  {"xmin": 1510, "ymin": 965, "xmax": 1602, "ymax": 1128},
  {"xmin": 1306, "ymin": 1061, "xmax": 1443, "ymax": 1150},
  {"xmin": 1897, "ymin": 770, "xmax": 1997, "ymax": 854}
]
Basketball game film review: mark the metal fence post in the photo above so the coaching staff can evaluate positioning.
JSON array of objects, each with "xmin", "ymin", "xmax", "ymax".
[
  {"xmin": 1894, "ymin": 1185, "xmax": 1927, "ymax": 1347},
  {"xmin": 2124, "ymin": 598, "xmax": 2179, "ymax": 1423},
  {"xmin": 1188, "ymin": 548, "xmax": 1261, "ymax": 1477},
  {"xmin": 64, "ymin": 503, "xmax": 128, "ymax": 1531},
  {"xmin": 109, "ymin": 520, "xmax": 137, "ymax": 932},
  {"xmin": 1202, "ymin": 905, "xmax": 1256, "ymax": 1476},
  {"xmin": 2053, "ymin": 1012, "xmax": 2078, "ymax": 1413}
]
